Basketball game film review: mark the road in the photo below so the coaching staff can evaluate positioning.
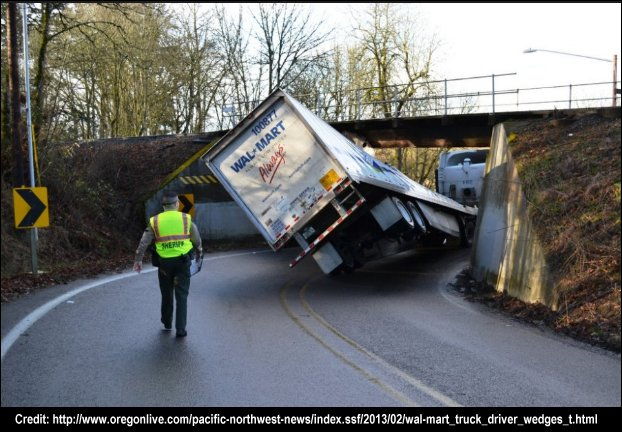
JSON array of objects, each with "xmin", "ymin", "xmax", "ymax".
[{"xmin": 1, "ymin": 245, "xmax": 620, "ymax": 407}]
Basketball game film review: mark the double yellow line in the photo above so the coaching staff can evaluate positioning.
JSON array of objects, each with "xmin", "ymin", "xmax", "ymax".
[{"xmin": 279, "ymin": 281, "xmax": 462, "ymax": 407}]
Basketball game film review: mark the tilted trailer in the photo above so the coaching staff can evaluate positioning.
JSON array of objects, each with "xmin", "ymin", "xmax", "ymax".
[{"xmin": 201, "ymin": 89, "xmax": 477, "ymax": 274}]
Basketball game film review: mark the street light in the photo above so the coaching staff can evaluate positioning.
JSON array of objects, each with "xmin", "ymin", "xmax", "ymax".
[{"xmin": 523, "ymin": 48, "xmax": 618, "ymax": 107}]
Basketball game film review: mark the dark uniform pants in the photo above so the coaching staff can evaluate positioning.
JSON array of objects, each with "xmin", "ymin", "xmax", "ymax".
[{"xmin": 158, "ymin": 254, "xmax": 191, "ymax": 332}]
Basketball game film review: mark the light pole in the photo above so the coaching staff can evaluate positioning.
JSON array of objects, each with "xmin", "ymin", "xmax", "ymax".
[{"xmin": 523, "ymin": 48, "xmax": 618, "ymax": 107}]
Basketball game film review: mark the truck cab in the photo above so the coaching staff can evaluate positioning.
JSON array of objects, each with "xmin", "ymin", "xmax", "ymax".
[{"xmin": 436, "ymin": 148, "xmax": 488, "ymax": 207}]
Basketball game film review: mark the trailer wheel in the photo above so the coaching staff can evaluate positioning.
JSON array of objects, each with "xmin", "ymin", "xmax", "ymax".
[
  {"xmin": 392, "ymin": 197, "xmax": 415, "ymax": 229},
  {"xmin": 407, "ymin": 201, "xmax": 427, "ymax": 234},
  {"xmin": 458, "ymin": 216, "xmax": 475, "ymax": 248},
  {"xmin": 329, "ymin": 239, "xmax": 362, "ymax": 275}
]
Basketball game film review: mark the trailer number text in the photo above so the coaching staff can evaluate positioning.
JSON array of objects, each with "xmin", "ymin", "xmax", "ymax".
[{"xmin": 251, "ymin": 109, "xmax": 278, "ymax": 136}]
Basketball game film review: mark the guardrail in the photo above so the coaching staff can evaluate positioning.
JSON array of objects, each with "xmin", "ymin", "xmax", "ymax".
[{"xmin": 222, "ymin": 73, "xmax": 620, "ymax": 125}]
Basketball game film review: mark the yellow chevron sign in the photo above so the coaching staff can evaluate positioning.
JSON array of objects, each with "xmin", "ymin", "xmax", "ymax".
[
  {"xmin": 179, "ymin": 175, "xmax": 219, "ymax": 185},
  {"xmin": 178, "ymin": 193, "xmax": 195, "ymax": 218},
  {"xmin": 13, "ymin": 187, "xmax": 49, "ymax": 228}
]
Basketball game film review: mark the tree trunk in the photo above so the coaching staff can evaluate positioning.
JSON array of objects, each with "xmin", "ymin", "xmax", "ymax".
[
  {"xmin": 6, "ymin": 2, "xmax": 25, "ymax": 187},
  {"xmin": 33, "ymin": 2, "xmax": 52, "ymax": 144}
]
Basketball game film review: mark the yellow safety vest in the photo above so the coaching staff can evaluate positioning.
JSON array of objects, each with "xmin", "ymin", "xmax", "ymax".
[{"xmin": 150, "ymin": 210, "xmax": 193, "ymax": 258}]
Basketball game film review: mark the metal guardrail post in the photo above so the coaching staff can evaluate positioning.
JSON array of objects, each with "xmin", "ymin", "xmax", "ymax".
[
  {"xmin": 569, "ymin": 84, "xmax": 573, "ymax": 109},
  {"xmin": 492, "ymin": 74, "xmax": 496, "ymax": 114},
  {"xmin": 392, "ymin": 88, "xmax": 397, "ymax": 118},
  {"xmin": 444, "ymin": 79, "xmax": 448, "ymax": 116}
]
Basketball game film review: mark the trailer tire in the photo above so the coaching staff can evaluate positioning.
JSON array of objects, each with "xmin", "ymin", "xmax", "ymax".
[
  {"xmin": 407, "ymin": 201, "xmax": 427, "ymax": 234},
  {"xmin": 391, "ymin": 197, "xmax": 415, "ymax": 232},
  {"xmin": 329, "ymin": 240, "xmax": 362, "ymax": 275},
  {"xmin": 458, "ymin": 216, "xmax": 475, "ymax": 248}
]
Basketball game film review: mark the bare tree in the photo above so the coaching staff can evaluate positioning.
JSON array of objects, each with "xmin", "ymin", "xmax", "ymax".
[
  {"xmin": 375, "ymin": 147, "xmax": 442, "ymax": 187},
  {"xmin": 347, "ymin": 4, "xmax": 441, "ymax": 176},
  {"xmin": 167, "ymin": 4, "xmax": 224, "ymax": 134},
  {"xmin": 16, "ymin": 3, "xmax": 144, "ymax": 142},
  {"xmin": 352, "ymin": 3, "xmax": 440, "ymax": 119},
  {"xmin": 252, "ymin": 3, "xmax": 330, "ymax": 94},
  {"xmin": 317, "ymin": 44, "xmax": 377, "ymax": 122},
  {"xmin": 211, "ymin": 4, "xmax": 261, "ymax": 127},
  {"xmin": 43, "ymin": 3, "xmax": 180, "ymax": 138}
]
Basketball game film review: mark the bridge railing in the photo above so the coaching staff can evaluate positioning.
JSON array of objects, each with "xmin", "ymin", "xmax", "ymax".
[{"xmin": 222, "ymin": 74, "xmax": 620, "ymax": 125}]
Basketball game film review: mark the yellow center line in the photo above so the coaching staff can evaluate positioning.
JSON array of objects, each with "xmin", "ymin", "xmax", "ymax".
[
  {"xmin": 298, "ymin": 284, "xmax": 463, "ymax": 408},
  {"xmin": 279, "ymin": 282, "xmax": 417, "ymax": 407}
]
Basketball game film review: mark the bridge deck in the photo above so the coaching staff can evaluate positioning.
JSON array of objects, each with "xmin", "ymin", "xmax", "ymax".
[{"xmin": 329, "ymin": 107, "xmax": 618, "ymax": 148}]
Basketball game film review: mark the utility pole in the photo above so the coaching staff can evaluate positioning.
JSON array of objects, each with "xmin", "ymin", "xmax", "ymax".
[
  {"xmin": 6, "ymin": 2, "xmax": 25, "ymax": 187},
  {"xmin": 22, "ymin": 3, "xmax": 39, "ymax": 275}
]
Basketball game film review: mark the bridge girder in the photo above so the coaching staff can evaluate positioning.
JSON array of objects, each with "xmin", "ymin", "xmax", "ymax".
[{"xmin": 330, "ymin": 110, "xmax": 555, "ymax": 149}]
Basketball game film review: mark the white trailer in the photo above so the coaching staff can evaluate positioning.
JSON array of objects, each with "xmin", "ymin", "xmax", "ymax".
[{"xmin": 201, "ymin": 89, "xmax": 477, "ymax": 274}]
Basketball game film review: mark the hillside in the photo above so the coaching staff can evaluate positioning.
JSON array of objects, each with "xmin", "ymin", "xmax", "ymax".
[
  {"xmin": 455, "ymin": 109, "xmax": 621, "ymax": 353},
  {"xmin": 1, "ymin": 110, "xmax": 620, "ymax": 352}
]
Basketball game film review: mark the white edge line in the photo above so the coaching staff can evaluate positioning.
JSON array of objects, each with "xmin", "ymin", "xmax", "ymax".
[
  {"xmin": 1, "ymin": 250, "xmax": 270, "ymax": 360},
  {"xmin": 1, "ymin": 271, "xmax": 147, "ymax": 361}
]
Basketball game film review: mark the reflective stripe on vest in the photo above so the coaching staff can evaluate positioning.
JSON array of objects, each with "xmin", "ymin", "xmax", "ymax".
[{"xmin": 150, "ymin": 210, "xmax": 193, "ymax": 258}]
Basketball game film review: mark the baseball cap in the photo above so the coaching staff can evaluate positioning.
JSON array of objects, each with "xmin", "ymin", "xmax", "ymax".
[{"xmin": 161, "ymin": 191, "xmax": 179, "ymax": 205}]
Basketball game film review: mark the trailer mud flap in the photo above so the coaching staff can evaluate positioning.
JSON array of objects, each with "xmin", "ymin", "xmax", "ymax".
[
  {"xmin": 311, "ymin": 242, "xmax": 343, "ymax": 274},
  {"xmin": 417, "ymin": 202, "xmax": 461, "ymax": 238}
]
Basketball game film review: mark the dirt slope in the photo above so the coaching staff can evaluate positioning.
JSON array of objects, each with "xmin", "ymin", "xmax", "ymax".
[{"xmin": 454, "ymin": 109, "xmax": 620, "ymax": 353}]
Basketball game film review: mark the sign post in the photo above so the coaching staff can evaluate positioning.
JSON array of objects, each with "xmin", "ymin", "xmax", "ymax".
[{"xmin": 22, "ymin": 4, "xmax": 40, "ymax": 274}]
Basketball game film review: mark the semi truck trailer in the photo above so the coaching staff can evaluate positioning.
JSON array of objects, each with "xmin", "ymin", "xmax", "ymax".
[{"xmin": 201, "ymin": 89, "xmax": 477, "ymax": 274}]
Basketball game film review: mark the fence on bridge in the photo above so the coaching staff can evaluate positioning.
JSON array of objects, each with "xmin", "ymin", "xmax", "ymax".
[{"xmin": 223, "ymin": 73, "xmax": 620, "ymax": 126}]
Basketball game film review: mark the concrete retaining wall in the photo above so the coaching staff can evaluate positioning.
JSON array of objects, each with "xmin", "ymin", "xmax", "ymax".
[
  {"xmin": 193, "ymin": 202, "xmax": 258, "ymax": 239},
  {"xmin": 145, "ymin": 197, "xmax": 258, "ymax": 242},
  {"xmin": 144, "ymin": 161, "xmax": 259, "ymax": 242},
  {"xmin": 470, "ymin": 124, "xmax": 558, "ymax": 310}
]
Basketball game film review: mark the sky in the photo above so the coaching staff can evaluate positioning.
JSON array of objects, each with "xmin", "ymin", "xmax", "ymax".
[
  {"xmin": 201, "ymin": 2, "xmax": 621, "ymax": 107},
  {"xmin": 317, "ymin": 3, "xmax": 621, "ymax": 89}
]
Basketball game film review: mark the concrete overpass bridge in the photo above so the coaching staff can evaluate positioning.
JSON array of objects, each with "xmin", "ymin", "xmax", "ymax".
[
  {"xmin": 330, "ymin": 109, "xmax": 568, "ymax": 149},
  {"xmin": 199, "ymin": 106, "xmax": 619, "ymax": 151},
  {"xmin": 218, "ymin": 73, "xmax": 619, "ymax": 149}
]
